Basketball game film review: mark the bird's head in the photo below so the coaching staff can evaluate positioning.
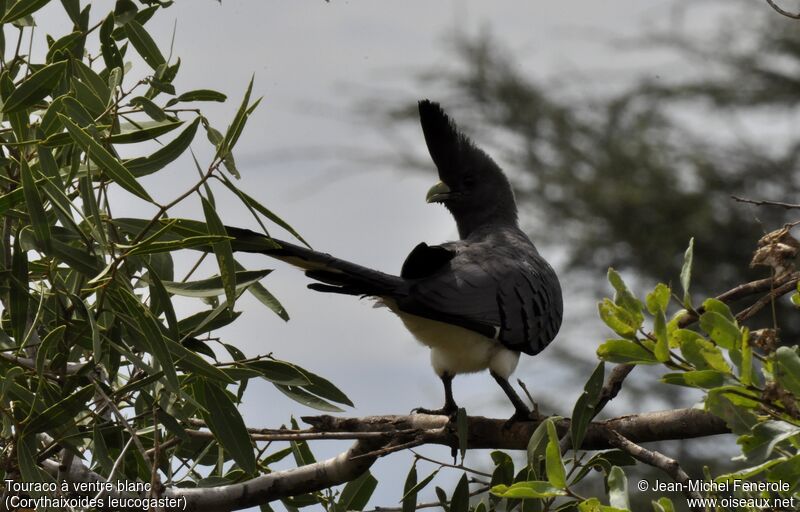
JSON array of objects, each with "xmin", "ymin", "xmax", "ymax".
[{"xmin": 418, "ymin": 100, "xmax": 518, "ymax": 238}]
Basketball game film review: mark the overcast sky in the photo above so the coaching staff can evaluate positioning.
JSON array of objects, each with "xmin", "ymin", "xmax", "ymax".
[{"xmin": 35, "ymin": 0, "xmax": 727, "ymax": 508}]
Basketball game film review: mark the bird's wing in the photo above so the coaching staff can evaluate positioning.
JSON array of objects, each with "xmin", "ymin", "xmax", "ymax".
[{"xmin": 396, "ymin": 235, "xmax": 562, "ymax": 356}]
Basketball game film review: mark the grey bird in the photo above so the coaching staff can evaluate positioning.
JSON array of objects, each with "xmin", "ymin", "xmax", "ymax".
[{"xmin": 228, "ymin": 100, "xmax": 563, "ymax": 420}]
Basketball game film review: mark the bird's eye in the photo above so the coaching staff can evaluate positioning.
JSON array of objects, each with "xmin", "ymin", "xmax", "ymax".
[{"xmin": 463, "ymin": 175, "xmax": 476, "ymax": 188}]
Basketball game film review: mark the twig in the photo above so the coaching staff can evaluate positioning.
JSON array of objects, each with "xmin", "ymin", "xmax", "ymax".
[
  {"xmin": 735, "ymin": 276, "xmax": 800, "ymax": 322},
  {"xmin": 410, "ymin": 450, "xmax": 492, "ymax": 478},
  {"xmin": 602, "ymin": 428, "xmax": 703, "ymax": 506},
  {"xmin": 765, "ymin": 0, "xmax": 800, "ymax": 20},
  {"xmin": 364, "ymin": 485, "xmax": 491, "ymax": 512}
]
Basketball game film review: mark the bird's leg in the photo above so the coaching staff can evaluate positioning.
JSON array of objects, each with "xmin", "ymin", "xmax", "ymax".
[
  {"xmin": 490, "ymin": 371, "xmax": 536, "ymax": 422},
  {"xmin": 413, "ymin": 373, "xmax": 458, "ymax": 417}
]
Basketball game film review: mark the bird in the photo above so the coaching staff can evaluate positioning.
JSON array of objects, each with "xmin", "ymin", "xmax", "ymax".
[{"xmin": 227, "ymin": 100, "xmax": 563, "ymax": 420}]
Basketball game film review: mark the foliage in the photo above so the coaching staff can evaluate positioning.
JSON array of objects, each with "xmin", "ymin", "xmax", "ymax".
[{"xmin": 0, "ymin": 0, "xmax": 357, "ymax": 505}]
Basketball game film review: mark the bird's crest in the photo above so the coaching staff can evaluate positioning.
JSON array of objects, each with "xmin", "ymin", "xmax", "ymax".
[{"xmin": 418, "ymin": 100, "xmax": 500, "ymax": 183}]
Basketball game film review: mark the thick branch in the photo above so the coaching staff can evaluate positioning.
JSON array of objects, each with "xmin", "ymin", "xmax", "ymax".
[
  {"xmin": 43, "ymin": 439, "xmax": 385, "ymax": 512},
  {"xmin": 302, "ymin": 408, "xmax": 729, "ymax": 451}
]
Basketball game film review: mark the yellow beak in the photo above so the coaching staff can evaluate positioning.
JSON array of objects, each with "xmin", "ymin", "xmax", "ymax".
[{"xmin": 425, "ymin": 181, "xmax": 451, "ymax": 203}]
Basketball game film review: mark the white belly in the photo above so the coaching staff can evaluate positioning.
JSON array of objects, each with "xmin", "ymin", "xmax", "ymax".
[{"xmin": 381, "ymin": 300, "xmax": 520, "ymax": 378}]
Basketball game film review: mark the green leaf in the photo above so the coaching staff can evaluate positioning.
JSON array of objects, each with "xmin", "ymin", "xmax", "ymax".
[
  {"xmin": 109, "ymin": 120, "xmax": 184, "ymax": 144},
  {"xmin": 235, "ymin": 260, "xmax": 289, "ymax": 321},
  {"xmin": 114, "ymin": 290, "xmax": 179, "ymax": 392},
  {"xmin": 680, "ymin": 237, "xmax": 694, "ymax": 308},
  {"xmin": 775, "ymin": 346, "xmax": 800, "ymax": 396},
  {"xmin": 202, "ymin": 196, "xmax": 237, "ymax": 308},
  {"xmin": 651, "ymin": 497, "xmax": 675, "ymax": 512},
  {"xmin": 607, "ymin": 466, "xmax": 629, "ymax": 510},
  {"xmin": 160, "ymin": 269, "xmax": 271, "ymax": 298},
  {"xmin": 740, "ymin": 327, "xmax": 753, "ymax": 386},
  {"xmin": 738, "ymin": 420, "xmax": 800, "ymax": 462},
  {"xmin": 245, "ymin": 360, "xmax": 310, "ymax": 386},
  {"xmin": 545, "ymin": 420, "xmax": 566, "ymax": 488},
  {"xmin": 2, "ymin": 60, "xmax": 66, "ymax": 112},
  {"xmin": 59, "ymin": 114, "xmax": 153, "ymax": 202},
  {"xmin": 24, "ymin": 386, "xmax": 94, "ymax": 434},
  {"xmin": 596, "ymin": 339, "xmax": 657, "ymax": 365},
  {"xmin": 578, "ymin": 498, "xmax": 628, "ymax": 512},
  {"xmin": 705, "ymin": 389, "xmax": 759, "ymax": 435},
  {"xmin": 401, "ymin": 464, "xmax": 418, "ymax": 512},
  {"xmin": 19, "ymin": 158, "xmax": 51, "ymax": 251},
  {"xmin": 220, "ymin": 174, "xmax": 310, "ymax": 248},
  {"xmin": 698, "ymin": 311, "xmax": 740, "ymax": 350},
  {"xmin": 571, "ymin": 361, "xmax": 605, "ymax": 451},
  {"xmin": 124, "ymin": 235, "xmax": 230, "ymax": 256},
  {"xmin": 677, "ymin": 330, "xmax": 731, "ymax": 372},
  {"xmin": 194, "ymin": 380, "xmax": 256, "ymax": 475},
  {"xmin": 490, "ymin": 481, "xmax": 567, "ymax": 499},
  {"xmin": 219, "ymin": 76, "xmax": 257, "ymax": 173},
  {"xmin": 124, "ymin": 19, "xmax": 166, "ymax": 70},
  {"xmin": 598, "ymin": 299, "xmax": 641, "ymax": 339},
  {"xmin": 126, "ymin": 117, "xmax": 200, "ymax": 177},
  {"xmin": 1, "ymin": 0, "xmax": 53, "ymax": 25},
  {"xmin": 274, "ymin": 385, "xmax": 343, "ymax": 412},
  {"xmin": 295, "ymin": 366, "xmax": 354, "ymax": 407},
  {"xmin": 661, "ymin": 370, "xmax": 731, "ymax": 389},
  {"xmin": 402, "ymin": 468, "xmax": 439, "ymax": 503},
  {"xmin": 10, "ymin": 232, "xmax": 29, "ymax": 343},
  {"xmin": 35, "ymin": 325, "xmax": 66, "ymax": 377},
  {"xmin": 290, "ymin": 416, "xmax": 316, "ymax": 466},
  {"xmin": 165, "ymin": 89, "xmax": 227, "ymax": 106},
  {"xmin": 337, "ymin": 471, "xmax": 377, "ymax": 511},
  {"xmin": 700, "ymin": 298, "xmax": 735, "ymax": 323},
  {"xmin": 450, "ymin": 473, "xmax": 469, "ymax": 512},
  {"xmin": 645, "ymin": 283, "xmax": 670, "ymax": 315},
  {"xmin": 100, "ymin": 13, "xmax": 124, "ymax": 70},
  {"xmin": 767, "ymin": 454, "xmax": 800, "ymax": 492},
  {"xmin": 653, "ymin": 309, "xmax": 669, "ymax": 363},
  {"xmin": 607, "ymin": 268, "xmax": 644, "ymax": 323}
]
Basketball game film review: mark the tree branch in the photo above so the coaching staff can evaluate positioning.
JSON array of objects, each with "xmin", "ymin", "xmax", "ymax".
[
  {"xmin": 602, "ymin": 428, "xmax": 703, "ymax": 506},
  {"xmin": 40, "ymin": 408, "xmax": 727, "ymax": 511},
  {"xmin": 765, "ymin": 0, "xmax": 800, "ymax": 20}
]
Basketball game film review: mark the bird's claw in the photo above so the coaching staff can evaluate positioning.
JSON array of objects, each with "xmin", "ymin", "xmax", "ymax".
[
  {"xmin": 411, "ymin": 406, "xmax": 458, "ymax": 418},
  {"xmin": 502, "ymin": 407, "xmax": 539, "ymax": 429}
]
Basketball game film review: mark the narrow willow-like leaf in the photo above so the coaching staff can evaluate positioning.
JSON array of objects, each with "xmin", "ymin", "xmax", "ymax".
[
  {"xmin": 126, "ymin": 117, "xmax": 199, "ymax": 177},
  {"xmin": 19, "ymin": 158, "xmax": 51, "ymax": 250},
  {"xmin": 109, "ymin": 120, "xmax": 184, "ymax": 144},
  {"xmin": 59, "ymin": 114, "xmax": 153, "ymax": 201},
  {"xmin": 220, "ymin": 174, "xmax": 310, "ymax": 247},
  {"xmin": 165, "ymin": 89, "xmax": 226, "ymax": 106},
  {"xmin": 194, "ymin": 380, "xmax": 256, "ymax": 475},
  {"xmin": 24, "ymin": 386, "xmax": 94, "ymax": 434},
  {"xmin": 337, "ymin": 471, "xmax": 378, "ymax": 511},
  {"xmin": 234, "ymin": 259, "xmax": 288, "ymax": 320},
  {"xmin": 124, "ymin": 19, "xmax": 166, "ymax": 70},
  {"xmin": 10, "ymin": 233, "xmax": 29, "ymax": 343},
  {"xmin": 2, "ymin": 60, "xmax": 67, "ymax": 112},
  {"xmin": 202, "ymin": 196, "xmax": 237, "ymax": 308},
  {"xmin": 160, "ymin": 269, "xmax": 270, "ymax": 298},
  {"xmin": 1, "ymin": 0, "xmax": 54, "ymax": 26},
  {"xmin": 571, "ymin": 361, "xmax": 605, "ymax": 451},
  {"xmin": 273, "ymin": 385, "xmax": 343, "ymax": 412}
]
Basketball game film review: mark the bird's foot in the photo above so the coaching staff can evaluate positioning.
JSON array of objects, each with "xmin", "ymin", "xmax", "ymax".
[
  {"xmin": 412, "ymin": 405, "xmax": 458, "ymax": 418},
  {"xmin": 502, "ymin": 406, "xmax": 539, "ymax": 428}
]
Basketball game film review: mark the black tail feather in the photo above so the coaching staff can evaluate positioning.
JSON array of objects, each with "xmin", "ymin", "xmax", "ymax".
[{"xmin": 225, "ymin": 226, "xmax": 403, "ymax": 297}]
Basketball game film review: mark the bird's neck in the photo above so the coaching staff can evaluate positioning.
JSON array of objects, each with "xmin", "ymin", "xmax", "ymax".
[{"xmin": 454, "ymin": 208, "xmax": 518, "ymax": 239}]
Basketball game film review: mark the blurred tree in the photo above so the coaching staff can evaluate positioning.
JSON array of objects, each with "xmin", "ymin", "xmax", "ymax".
[{"xmin": 389, "ymin": 2, "xmax": 798, "ymax": 299}]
